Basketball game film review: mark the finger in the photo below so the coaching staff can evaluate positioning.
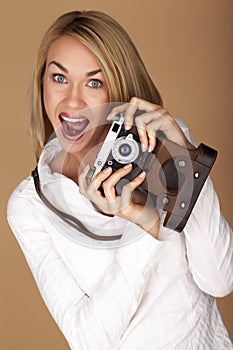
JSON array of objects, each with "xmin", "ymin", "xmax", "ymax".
[
  {"xmin": 123, "ymin": 103, "xmax": 137, "ymax": 130},
  {"xmin": 129, "ymin": 97, "xmax": 161, "ymax": 112},
  {"xmin": 95, "ymin": 165, "xmax": 134, "ymax": 215},
  {"xmin": 123, "ymin": 170, "xmax": 146, "ymax": 193},
  {"xmin": 146, "ymin": 115, "xmax": 187, "ymax": 147},
  {"xmin": 146, "ymin": 127, "xmax": 157, "ymax": 152},
  {"xmin": 106, "ymin": 102, "xmax": 137, "ymax": 131},
  {"xmin": 106, "ymin": 103, "xmax": 129, "ymax": 121},
  {"xmin": 78, "ymin": 164, "xmax": 91, "ymax": 194},
  {"xmin": 119, "ymin": 171, "xmax": 146, "ymax": 213},
  {"xmin": 134, "ymin": 115, "xmax": 149, "ymax": 152},
  {"xmin": 90, "ymin": 166, "xmax": 113, "ymax": 193},
  {"xmin": 124, "ymin": 97, "xmax": 158, "ymax": 131},
  {"xmin": 102, "ymin": 164, "xmax": 133, "ymax": 201},
  {"xmin": 83, "ymin": 167, "xmax": 114, "ymax": 213},
  {"xmin": 134, "ymin": 110, "xmax": 161, "ymax": 152},
  {"xmin": 107, "ymin": 98, "xmax": 162, "ymax": 122},
  {"xmin": 135, "ymin": 108, "xmax": 185, "ymax": 150}
]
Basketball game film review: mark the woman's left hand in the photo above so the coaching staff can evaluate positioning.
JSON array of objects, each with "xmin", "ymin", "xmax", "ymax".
[{"xmin": 107, "ymin": 97, "xmax": 194, "ymax": 152}]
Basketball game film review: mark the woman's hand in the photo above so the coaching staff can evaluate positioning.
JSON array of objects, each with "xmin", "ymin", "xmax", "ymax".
[
  {"xmin": 79, "ymin": 164, "xmax": 160, "ymax": 239},
  {"xmin": 79, "ymin": 97, "xmax": 195, "ymax": 240},
  {"xmin": 107, "ymin": 97, "xmax": 194, "ymax": 152}
]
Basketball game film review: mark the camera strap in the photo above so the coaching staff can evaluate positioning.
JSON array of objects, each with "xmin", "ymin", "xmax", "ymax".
[{"xmin": 31, "ymin": 167, "xmax": 123, "ymax": 241}]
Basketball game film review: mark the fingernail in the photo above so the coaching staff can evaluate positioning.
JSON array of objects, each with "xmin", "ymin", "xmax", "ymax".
[
  {"xmin": 103, "ymin": 167, "xmax": 112, "ymax": 173},
  {"xmin": 125, "ymin": 122, "xmax": 131, "ymax": 130},
  {"xmin": 123, "ymin": 164, "xmax": 132, "ymax": 169},
  {"xmin": 141, "ymin": 142, "xmax": 147, "ymax": 152},
  {"xmin": 138, "ymin": 171, "xmax": 146, "ymax": 178},
  {"xmin": 148, "ymin": 144, "xmax": 153, "ymax": 152}
]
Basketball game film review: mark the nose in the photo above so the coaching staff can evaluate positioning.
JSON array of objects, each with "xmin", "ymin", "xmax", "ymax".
[{"xmin": 65, "ymin": 85, "xmax": 87, "ymax": 111}]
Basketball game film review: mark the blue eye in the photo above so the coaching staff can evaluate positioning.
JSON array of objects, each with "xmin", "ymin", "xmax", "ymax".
[
  {"xmin": 88, "ymin": 79, "xmax": 102, "ymax": 89},
  {"xmin": 53, "ymin": 74, "xmax": 67, "ymax": 84}
]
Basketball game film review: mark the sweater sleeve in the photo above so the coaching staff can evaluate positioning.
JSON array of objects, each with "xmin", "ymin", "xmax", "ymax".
[
  {"xmin": 175, "ymin": 117, "xmax": 233, "ymax": 297},
  {"xmin": 183, "ymin": 177, "xmax": 233, "ymax": 297},
  {"xmin": 7, "ymin": 180, "xmax": 169, "ymax": 350}
]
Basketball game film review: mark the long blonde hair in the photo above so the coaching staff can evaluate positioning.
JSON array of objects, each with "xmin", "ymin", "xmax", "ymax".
[{"xmin": 30, "ymin": 10, "xmax": 163, "ymax": 160}]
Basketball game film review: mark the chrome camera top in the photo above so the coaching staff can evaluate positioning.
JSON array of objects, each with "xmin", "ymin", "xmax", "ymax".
[{"xmin": 87, "ymin": 113, "xmax": 141, "ymax": 180}]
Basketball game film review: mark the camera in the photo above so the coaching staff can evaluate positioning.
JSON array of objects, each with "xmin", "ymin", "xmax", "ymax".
[
  {"xmin": 87, "ymin": 113, "xmax": 145, "ymax": 179},
  {"xmin": 87, "ymin": 113, "xmax": 218, "ymax": 232}
]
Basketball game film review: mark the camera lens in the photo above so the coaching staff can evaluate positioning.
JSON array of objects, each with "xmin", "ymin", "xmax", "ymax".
[
  {"xmin": 112, "ymin": 135, "xmax": 139, "ymax": 164},
  {"xmin": 119, "ymin": 143, "xmax": 132, "ymax": 157}
]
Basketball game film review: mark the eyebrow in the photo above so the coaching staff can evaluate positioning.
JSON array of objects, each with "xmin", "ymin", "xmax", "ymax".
[
  {"xmin": 48, "ymin": 61, "xmax": 102, "ymax": 77},
  {"xmin": 85, "ymin": 69, "xmax": 102, "ymax": 77},
  {"xmin": 48, "ymin": 61, "xmax": 68, "ymax": 73}
]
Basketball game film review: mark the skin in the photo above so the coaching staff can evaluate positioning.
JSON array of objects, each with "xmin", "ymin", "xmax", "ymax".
[
  {"xmin": 43, "ymin": 35, "xmax": 192, "ymax": 240},
  {"xmin": 43, "ymin": 35, "xmax": 110, "ymax": 163}
]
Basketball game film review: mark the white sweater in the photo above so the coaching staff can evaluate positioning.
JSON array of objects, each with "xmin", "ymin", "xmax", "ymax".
[{"xmin": 7, "ymin": 129, "xmax": 233, "ymax": 349}]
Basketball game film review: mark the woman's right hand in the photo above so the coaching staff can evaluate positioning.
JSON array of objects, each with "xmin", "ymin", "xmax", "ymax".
[{"xmin": 79, "ymin": 164, "xmax": 160, "ymax": 239}]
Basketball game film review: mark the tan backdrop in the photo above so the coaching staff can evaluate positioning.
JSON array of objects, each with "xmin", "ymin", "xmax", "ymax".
[{"xmin": 1, "ymin": 0, "xmax": 232, "ymax": 349}]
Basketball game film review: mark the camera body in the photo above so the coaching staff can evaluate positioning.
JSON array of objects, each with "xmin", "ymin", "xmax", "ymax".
[
  {"xmin": 87, "ymin": 113, "xmax": 217, "ymax": 232},
  {"xmin": 87, "ymin": 113, "xmax": 144, "ymax": 179}
]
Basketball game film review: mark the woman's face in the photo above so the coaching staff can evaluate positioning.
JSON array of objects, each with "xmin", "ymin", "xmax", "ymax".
[{"xmin": 43, "ymin": 35, "xmax": 110, "ymax": 154}]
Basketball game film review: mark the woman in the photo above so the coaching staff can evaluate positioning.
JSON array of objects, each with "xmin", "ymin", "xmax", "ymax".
[{"xmin": 7, "ymin": 10, "xmax": 233, "ymax": 349}]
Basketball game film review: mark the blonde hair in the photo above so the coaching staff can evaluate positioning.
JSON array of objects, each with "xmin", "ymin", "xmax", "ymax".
[{"xmin": 30, "ymin": 10, "xmax": 163, "ymax": 160}]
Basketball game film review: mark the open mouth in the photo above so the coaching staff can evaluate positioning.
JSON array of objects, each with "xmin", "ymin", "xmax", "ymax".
[{"xmin": 59, "ymin": 113, "xmax": 90, "ymax": 141}]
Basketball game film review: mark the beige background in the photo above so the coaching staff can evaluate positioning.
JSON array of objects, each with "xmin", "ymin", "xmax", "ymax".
[{"xmin": 1, "ymin": 0, "xmax": 232, "ymax": 349}]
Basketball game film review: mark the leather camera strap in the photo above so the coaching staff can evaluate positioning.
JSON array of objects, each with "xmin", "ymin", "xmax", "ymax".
[{"xmin": 31, "ymin": 167, "xmax": 123, "ymax": 241}]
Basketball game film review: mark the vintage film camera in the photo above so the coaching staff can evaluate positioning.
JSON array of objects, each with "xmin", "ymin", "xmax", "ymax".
[{"xmin": 87, "ymin": 113, "xmax": 217, "ymax": 232}]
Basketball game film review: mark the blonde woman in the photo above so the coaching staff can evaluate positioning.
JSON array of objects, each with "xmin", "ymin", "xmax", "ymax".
[{"xmin": 7, "ymin": 10, "xmax": 233, "ymax": 350}]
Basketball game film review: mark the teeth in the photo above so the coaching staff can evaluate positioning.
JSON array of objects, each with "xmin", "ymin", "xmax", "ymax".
[{"xmin": 61, "ymin": 115, "xmax": 86, "ymax": 123}]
